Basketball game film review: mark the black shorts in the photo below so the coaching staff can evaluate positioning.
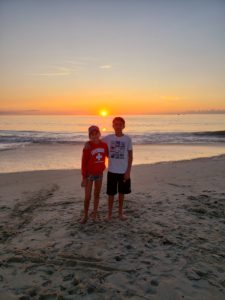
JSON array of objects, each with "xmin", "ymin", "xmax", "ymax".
[{"xmin": 107, "ymin": 171, "xmax": 131, "ymax": 195}]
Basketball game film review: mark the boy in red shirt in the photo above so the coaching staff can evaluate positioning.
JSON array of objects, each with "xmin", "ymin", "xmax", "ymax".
[{"xmin": 80, "ymin": 125, "xmax": 108, "ymax": 224}]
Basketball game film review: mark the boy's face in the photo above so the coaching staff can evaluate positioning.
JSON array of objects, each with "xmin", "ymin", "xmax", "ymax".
[
  {"xmin": 113, "ymin": 120, "xmax": 125, "ymax": 134},
  {"xmin": 89, "ymin": 130, "xmax": 100, "ymax": 142}
]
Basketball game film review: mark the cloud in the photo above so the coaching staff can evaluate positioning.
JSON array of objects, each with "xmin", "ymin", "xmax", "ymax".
[
  {"xmin": 66, "ymin": 57, "xmax": 96, "ymax": 64},
  {"xmin": 36, "ymin": 67, "xmax": 71, "ymax": 77},
  {"xmin": 184, "ymin": 109, "xmax": 225, "ymax": 114},
  {"xmin": 99, "ymin": 65, "xmax": 112, "ymax": 69},
  {"xmin": 66, "ymin": 57, "xmax": 97, "ymax": 68},
  {"xmin": 0, "ymin": 110, "xmax": 40, "ymax": 115},
  {"xmin": 65, "ymin": 60, "xmax": 87, "ymax": 67},
  {"xmin": 65, "ymin": 58, "xmax": 112, "ymax": 71}
]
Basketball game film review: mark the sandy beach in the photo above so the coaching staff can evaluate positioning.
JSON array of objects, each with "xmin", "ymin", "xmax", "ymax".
[{"xmin": 0, "ymin": 155, "xmax": 225, "ymax": 300}]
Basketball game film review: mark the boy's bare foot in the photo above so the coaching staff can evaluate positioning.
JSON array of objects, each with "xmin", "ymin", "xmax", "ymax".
[
  {"xmin": 118, "ymin": 214, "xmax": 128, "ymax": 221},
  {"xmin": 79, "ymin": 217, "xmax": 88, "ymax": 224}
]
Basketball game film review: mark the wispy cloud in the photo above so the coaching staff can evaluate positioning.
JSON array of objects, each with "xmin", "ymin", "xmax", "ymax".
[
  {"xmin": 66, "ymin": 58, "xmax": 112, "ymax": 71},
  {"xmin": 65, "ymin": 60, "xmax": 87, "ymax": 67},
  {"xmin": 0, "ymin": 110, "xmax": 40, "ymax": 115},
  {"xmin": 99, "ymin": 65, "xmax": 112, "ymax": 69},
  {"xmin": 66, "ymin": 57, "xmax": 97, "ymax": 63},
  {"xmin": 38, "ymin": 67, "xmax": 71, "ymax": 77},
  {"xmin": 32, "ymin": 60, "xmax": 113, "ymax": 77},
  {"xmin": 66, "ymin": 57, "xmax": 97, "ymax": 67}
]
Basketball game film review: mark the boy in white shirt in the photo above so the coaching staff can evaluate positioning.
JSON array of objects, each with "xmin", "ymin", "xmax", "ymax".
[{"xmin": 103, "ymin": 117, "xmax": 133, "ymax": 220}]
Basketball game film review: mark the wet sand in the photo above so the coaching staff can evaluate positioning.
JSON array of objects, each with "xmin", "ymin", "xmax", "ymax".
[
  {"xmin": 0, "ymin": 155, "xmax": 225, "ymax": 299},
  {"xmin": 1, "ymin": 143, "xmax": 225, "ymax": 173}
]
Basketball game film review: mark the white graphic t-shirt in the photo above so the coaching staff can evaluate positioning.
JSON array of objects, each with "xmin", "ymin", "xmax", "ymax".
[{"xmin": 103, "ymin": 134, "xmax": 132, "ymax": 174}]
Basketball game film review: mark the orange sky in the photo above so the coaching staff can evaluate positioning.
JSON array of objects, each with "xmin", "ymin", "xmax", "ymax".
[
  {"xmin": 1, "ymin": 85, "xmax": 225, "ymax": 115},
  {"xmin": 1, "ymin": 1, "xmax": 225, "ymax": 115}
]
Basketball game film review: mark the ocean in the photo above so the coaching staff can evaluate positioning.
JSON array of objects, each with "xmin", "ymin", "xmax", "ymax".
[{"xmin": 0, "ymin": 114, "xmax": 225, "ymax": 173}]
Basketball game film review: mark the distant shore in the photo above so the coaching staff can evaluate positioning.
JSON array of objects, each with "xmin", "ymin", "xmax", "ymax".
[{"xmin": 0, "ymin": 155, "xmax": 225, "ymax": 299}]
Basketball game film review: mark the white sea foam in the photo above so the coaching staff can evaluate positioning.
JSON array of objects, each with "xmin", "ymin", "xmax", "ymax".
[
  {"xmin": 0, "ymin": 115, "xmax": 225, "ymax": 172},
  {"xmin": 0, "ymin": 129, "xmax": 225, "ymax": 150}
]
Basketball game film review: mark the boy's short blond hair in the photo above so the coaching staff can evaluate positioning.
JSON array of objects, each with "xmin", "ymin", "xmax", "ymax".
[{"xmin": 112, "ymin": 117, "xmax": 125, "ymax": 125}]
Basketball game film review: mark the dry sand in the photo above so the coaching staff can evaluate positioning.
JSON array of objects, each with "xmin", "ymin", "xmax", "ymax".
[{"xmin": 0, "ymin": 155, "xmax": 225, "ymax": 300}]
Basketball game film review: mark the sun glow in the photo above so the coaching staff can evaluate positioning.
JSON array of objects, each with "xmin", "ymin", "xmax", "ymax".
[{"xmin": 99, "ymin": 109, "xmax": 109, "ymax": 117}]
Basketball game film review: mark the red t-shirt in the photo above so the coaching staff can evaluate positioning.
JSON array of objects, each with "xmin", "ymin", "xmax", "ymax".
[{"xmin": 81, "ymin": 140, "xmax": 108, "ymax": 178}]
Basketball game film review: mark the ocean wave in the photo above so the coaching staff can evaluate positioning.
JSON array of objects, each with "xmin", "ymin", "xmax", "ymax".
[
  {"xmin": 0, "ymin": 130, "xmax": 85, "ymax": 145},
  {"xmin": 194, "ymin": 131, "xmax": 225, "ymax": 137},
  {"xmin": 0, "ymin": 130, "xmax": 225, "ymax": 150}
]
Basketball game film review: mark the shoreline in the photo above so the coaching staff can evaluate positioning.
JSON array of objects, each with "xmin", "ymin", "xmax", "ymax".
[
  {"xmin": 1, "ymin": 154, "xmax": 225, "ymax": 299},
  {"xmin": 0, "ymin": 143, "xmax": 225, "ymax": 174},
  {"xmin": 1, "ymin": 152, "xmax": 225, "ymax": 176}
]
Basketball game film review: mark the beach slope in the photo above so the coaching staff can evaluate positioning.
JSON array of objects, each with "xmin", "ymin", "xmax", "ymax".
[{"xmin": 0, "ymin": 155, "xmax": 225, "ymax": 299}]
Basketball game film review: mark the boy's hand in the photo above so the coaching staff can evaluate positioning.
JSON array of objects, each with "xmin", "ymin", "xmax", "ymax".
[
  {"xmin": 124, "ymin": 171, "xmax": 130, "ymax": 181},
  {"xmin": 81, "ymin": 179, "xmax": 87, "ymax": 187}
]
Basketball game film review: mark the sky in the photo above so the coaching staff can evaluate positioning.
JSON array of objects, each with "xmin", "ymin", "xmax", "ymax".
[{"xmin": 0, "ymin": 0, "xmax": 225, "ymax": 115}]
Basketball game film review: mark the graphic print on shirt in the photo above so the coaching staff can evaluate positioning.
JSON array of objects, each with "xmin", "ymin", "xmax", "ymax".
[
  {"xmin": 110, "ymin": 141, "xmax": 125, "ymax": 159},
  {"xmin": 91, "ymin": 148, "xmax": 105, "ymax": 163}
]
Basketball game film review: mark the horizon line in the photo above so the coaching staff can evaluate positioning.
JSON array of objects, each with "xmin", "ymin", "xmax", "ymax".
[{"xmin": 1, "ymin": 111, "xmax": 225, "ymax": 116}]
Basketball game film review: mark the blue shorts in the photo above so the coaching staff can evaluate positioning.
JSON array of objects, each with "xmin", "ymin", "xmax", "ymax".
[{"xmin": 87, "ymin": 174, "xmax": 103, "ymax": 181}]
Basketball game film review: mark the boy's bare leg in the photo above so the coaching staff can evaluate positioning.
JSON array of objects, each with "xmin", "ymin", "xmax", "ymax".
[
  {"xmin": 118, "ymin": 193, "xmax": 127, "ymax": 220},
  {"xmin": 107, "ymin": 195, "xmax": 114, "ymax": 220},
  {"xmin": 92, "ymin": 179, "xmax": 102, "ymax": 220},
  {"xmin": 80, "ymin": 180, "xmax": 93, "ymax": 223}
]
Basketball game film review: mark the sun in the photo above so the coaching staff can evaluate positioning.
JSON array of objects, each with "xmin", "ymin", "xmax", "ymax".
[{"xmin": 99, "ymin": 109, "xmax": 109, "ymax": 117}]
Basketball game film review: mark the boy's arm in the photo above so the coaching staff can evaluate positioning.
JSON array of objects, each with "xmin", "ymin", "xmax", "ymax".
[{"xmin": 124, "ymin": 150, "xmax": 133, "ymax": 180}]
